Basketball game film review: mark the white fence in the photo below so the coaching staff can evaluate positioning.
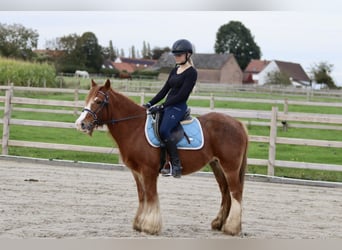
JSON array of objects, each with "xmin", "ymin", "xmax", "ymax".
[{"xmin": 1, "ymin": 85, "xmax": 342, "ymax": 176}]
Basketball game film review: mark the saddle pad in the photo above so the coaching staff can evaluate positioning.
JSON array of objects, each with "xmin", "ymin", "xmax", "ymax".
[{"xmin": 144, "ymin": 115, "xmax": 204, "ymax": 150}]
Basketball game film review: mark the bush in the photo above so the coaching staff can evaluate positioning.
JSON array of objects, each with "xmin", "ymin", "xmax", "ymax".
[
  {"xmin": 0, "ymin": 57, "xmax": 57, "ymax": 87},
  {"xmin": 132, "ymin": 69, "xmax": 159, "ymax": 79}
]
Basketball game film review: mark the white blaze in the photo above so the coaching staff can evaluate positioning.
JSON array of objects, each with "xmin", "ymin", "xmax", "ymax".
[{"xmin": 75, "ymin": 101, "xmax": 91, "ymax": 130}]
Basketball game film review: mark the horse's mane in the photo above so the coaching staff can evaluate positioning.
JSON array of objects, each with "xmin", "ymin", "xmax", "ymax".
[{"xmin": 105, "ymin": 87, "xmax": 144, "ymax": 114}]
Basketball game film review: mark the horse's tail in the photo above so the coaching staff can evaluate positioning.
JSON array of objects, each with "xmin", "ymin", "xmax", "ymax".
[{"xmin": 239, "ymin": 123, "xmax": 249, "ymax": 187}]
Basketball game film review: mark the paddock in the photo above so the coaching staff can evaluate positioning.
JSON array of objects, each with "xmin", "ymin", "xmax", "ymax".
[{"xmin": 0, "ymin": 158, "xmax": 341, "ymax": 239}]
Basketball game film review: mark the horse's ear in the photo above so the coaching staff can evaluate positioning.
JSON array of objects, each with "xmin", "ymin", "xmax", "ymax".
[
  {"xmin": 104, "ymin": 79, "xmax": 111, "ymax": 90},
  {"xmin": 91, "ymin": 79, "xmax": 97, "ymax": 88}
]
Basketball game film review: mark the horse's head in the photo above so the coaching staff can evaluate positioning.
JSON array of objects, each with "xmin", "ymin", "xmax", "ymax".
[{"xmin": 75, "ymin": 79, "xmax": 111, "ymax": 136}]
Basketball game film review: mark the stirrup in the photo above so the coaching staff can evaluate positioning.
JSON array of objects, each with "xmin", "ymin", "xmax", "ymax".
[{"xmin": 160, "ymin": 162, "xmax": 172, "ymax": 177}]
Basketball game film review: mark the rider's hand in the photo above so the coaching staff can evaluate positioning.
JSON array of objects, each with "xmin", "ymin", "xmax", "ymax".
[
  {"xmin": 148, "ymin": 104, "xmax": 164, "ymax": 114},
  {"xmin": 142, "ymin": 102, "xmax": 151, "ymax": 109}
]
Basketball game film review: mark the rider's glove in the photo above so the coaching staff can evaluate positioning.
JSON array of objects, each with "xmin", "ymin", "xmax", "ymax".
[
  {"xmin": 142, "ymin": 102, "xmax": 151, "ymax": 109},
  {"xmin": 148, "ymin": 104, "xmax": 164, "ymax": 114}
]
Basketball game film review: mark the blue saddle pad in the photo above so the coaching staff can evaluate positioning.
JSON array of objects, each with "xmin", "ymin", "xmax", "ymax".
[{"xmin": 144, "ymin": 115, "xmax": 204, "ymax": 150}]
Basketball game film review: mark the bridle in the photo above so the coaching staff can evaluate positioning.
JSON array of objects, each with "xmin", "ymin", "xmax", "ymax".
[{"xmin": 82, "ymin": 90, "xmax": 146, "ymax": 127}]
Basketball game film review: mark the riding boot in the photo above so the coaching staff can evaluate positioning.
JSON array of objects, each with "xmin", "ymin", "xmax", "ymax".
[
  {"xmin": 164, "ymin": 138, "xmax": 182, "ymax": 178},
  {"xmin": 159, "ymin": 143, "xmax": 168, "ymax": 174}
]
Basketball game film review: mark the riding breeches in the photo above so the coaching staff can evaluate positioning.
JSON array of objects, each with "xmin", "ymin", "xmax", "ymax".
[{"xmin": 159, "ymin": 103, "xmax": 187, "ymax": 141}]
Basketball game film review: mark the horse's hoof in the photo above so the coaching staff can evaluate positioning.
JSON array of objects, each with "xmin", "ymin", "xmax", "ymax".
[
  {"xmin": 211, "ymin": 218, "xmax": 223, "ymax": 231},
  {"xmin": 222, "ymin": 223, "xmax": 241, "ymax": 236}
]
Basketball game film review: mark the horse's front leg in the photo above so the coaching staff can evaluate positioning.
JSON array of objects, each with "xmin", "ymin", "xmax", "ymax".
[
  {"xmin": 132, "ymin": 169, "xmax": 162, "ymax": 235},
  {"xmin": 132, "ymin": 171, "xmax": 145, "ymax": 232}
]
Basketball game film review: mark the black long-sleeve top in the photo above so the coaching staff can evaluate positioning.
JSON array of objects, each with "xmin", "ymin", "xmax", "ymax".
[{"xmin": 149, "ymin": 66, "xmax": 197, "ymax": 107}]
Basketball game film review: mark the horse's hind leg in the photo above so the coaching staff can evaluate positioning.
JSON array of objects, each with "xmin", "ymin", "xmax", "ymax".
[{"xmin": 210, "ymin": 159, "xmax": 231, "ymax": 231}]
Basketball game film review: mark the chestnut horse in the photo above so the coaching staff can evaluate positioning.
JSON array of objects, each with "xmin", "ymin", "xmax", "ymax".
[{"xmin": 75, "ymin": 79, "xmax": 248, "ymax": 236}]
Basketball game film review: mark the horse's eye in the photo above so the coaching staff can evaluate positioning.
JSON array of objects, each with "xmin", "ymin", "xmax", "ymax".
[{"xmin": 94, "ymin": 98, "xmax": 102, "ymax": 104}]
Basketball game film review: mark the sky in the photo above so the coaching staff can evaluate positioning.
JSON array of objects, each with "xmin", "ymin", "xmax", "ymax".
[{"xmin": 1, "ymin": 9, "xmax": 342, "ymax": 85}]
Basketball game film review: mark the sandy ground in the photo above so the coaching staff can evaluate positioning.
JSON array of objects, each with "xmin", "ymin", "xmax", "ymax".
[{"xmin": 0, "ymin": 159, "xmax": 341, "ymax": 239}]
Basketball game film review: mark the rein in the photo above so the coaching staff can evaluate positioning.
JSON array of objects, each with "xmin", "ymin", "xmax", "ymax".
[
  {"xmin": 97, "ymin": 114, "xmax": 146, "ymax": 126},
  {"xmin": 82, "ymin": 90, "xmax": 146, "ymax": 126}
]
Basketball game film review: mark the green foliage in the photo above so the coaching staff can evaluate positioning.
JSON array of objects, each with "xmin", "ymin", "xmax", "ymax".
[
  {"xmin": 0, "ymin": 57, "xmax": 56, "ymax": 86},
  {"xmin": 100, "ymin": 67, "xmax": 119, "ymax": 78},
  {"xmin": 54, "ymin": 32, "xmax": 103, "ymax": 73},
  {"xmin": 0, "ymin": 23, "xmax": 39, "ymax": 60},
  {"xmin": 131, "ymin": 69, "xmax": 159, "ymax": 79},
  {"xmin": 151, "ymin": 46, "xmax": 171, "ymax": 60},
  {"xmin": 310, "ymin": 61, "xmax": 337, "ymax": 89},
  {"xmin": 265, "ymin": 71, "xmax": 292, "ymax": 86},
  {"xmin": 215, "ymin": 21, "xmax": 261, "ymax": 70},
  {"xmin": 77, "ymin": 32, "xmax": 103, "ymax": 72}
]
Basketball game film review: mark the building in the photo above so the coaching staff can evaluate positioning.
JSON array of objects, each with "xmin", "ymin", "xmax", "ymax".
[
  {"xmin": 153, "ymin": 53, "xmax": 243, "ymax": 84},
  {"xmin": 102, "ymin": 57, "xmax": 157, "ymax": 73},
  {"xmin": 243, "ymin": 59, "xmax": 270, "ymax": 84},
  {"xmin": 258, "ymin": 60, "xmax": 311, "ymax": 87}
]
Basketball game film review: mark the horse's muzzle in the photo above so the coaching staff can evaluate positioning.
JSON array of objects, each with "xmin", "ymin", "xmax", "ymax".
[{"xmin": 76, "ymin": 120, "xmax": 95, "ymax": 136}]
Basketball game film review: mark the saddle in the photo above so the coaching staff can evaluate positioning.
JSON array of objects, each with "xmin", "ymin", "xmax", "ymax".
[{"xmin": 152, "ymin": 108, "xmax": 192, "ymax": 145}]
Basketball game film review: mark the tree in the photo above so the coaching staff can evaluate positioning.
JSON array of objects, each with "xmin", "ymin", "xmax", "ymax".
[
  {"xmin": 151, "ymin": 46, "xmax": 171, "ymax": 60},
  {"xmin": 54, "ymin": 33, "xmax": 80, "ymax": 73},
  {"xmin": 142, "ymin": 41, "xmax": 152, "ymax": 59},
  {"xmin": 102, "ymin": 40, "xmax": 117, "ymax": 61},
  {"xmin": 108, "ymin": 40, "xmax": 116, "ymax": 60},
  {"xmin": 215, "ymin": 21, "xmax": 261, "ymax": 70},
  {"xmin": 310, "ymin": 62, "xmax": 336, "ymax": 89},
  {"xmin": 75, "ymin": 32, "xmax": 103, "ymax": 72},
  {"xmin": 57, "ymin": 33, "xmax": 79, "ymax": 53},
  {"xmin": 129, "ymin": 45, "xmax": 136, "ymax": 58},
  {"xmin": 0, "ymin": 23, "xmax": 39, "ymax": 60},
  {"xmin": 265, "ymin": 71, "xmax": 292, "ymax": 86}
]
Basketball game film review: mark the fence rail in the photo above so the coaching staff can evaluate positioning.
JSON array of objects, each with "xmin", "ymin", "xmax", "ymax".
[{"xmin": 1, "ymin": 85, "xmax": 342, "ymax": 176}]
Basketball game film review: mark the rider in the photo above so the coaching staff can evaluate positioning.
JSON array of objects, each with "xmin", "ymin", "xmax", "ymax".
[{"xmin": 143, "ymin": 39, "xmax": 197, "ymax": 178}]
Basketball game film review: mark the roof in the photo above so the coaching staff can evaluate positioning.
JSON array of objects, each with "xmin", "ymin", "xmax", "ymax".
[
  {"xmin": 34, "ymin": 49, "xmax": 65, "ymax": 58},
  {"xmin": 244, "ymin": 59, "xmax": 270, "ymax": 73},
  {"xmin": 103, "ymin": 58, "xmax": 157, "ymax": 73},
  {"xmin": 274, "ymin": 60, "xmax": 310, "ymax": 82},
  {"xmin": 154, "ymin": 53, "xmax": 235, "ymax": 70},
  {"xmin": 118, "ymin": 57, "xmax": 156, "ymax": 67},
  {"xmin": 112, "ymin": 62, "xmax": 135, "ymax": 73}
]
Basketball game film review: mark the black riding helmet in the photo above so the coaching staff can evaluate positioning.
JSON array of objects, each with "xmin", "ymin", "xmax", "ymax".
[
  {"xmin": 171, "ymin": 39, "xmax": 193, "ymax": 54},
  {"xmin": 171, "ymin": 39, "xmax": 193, "ymax": 65}
]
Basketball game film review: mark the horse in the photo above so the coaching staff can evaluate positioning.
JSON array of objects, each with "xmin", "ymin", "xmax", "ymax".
[
  {"xmin": 115, "ymin": 72, "xmax": 132, "ymax": 80},
  {"xmin": 75, "ymin": 70, "xmax": 89, "ymax": 78},
  {"xmin": 75, "ymin": 79, "xmax": 249, "ymax": 236}
]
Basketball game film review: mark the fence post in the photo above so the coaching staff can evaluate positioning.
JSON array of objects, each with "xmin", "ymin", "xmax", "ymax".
[
  {"xmin": 268, "ymin": 106, "xmax": 278, "ymax": 176},
  {"xmin": 74, "ymin": 87, "xmax": 79, "ymax": 116},
  {"xmin": 2, "ymin": 84, "xmax": 13, "ymax": 155},
  {"xmin": 140, "ymin": 92, "xmax": 145, "ymax": 105},
  {"xmin": 282, "ymin": 98, "xmax": 288, "ymax": 131},
  {"xmin": 210, "ymin": 93, "xmax": 214, "ymax": 109}
]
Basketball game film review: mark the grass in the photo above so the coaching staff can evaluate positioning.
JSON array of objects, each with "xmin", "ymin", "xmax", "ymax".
[{"xmin": 1, "ymin": 83, "xmax": 342, "ymax": 182}]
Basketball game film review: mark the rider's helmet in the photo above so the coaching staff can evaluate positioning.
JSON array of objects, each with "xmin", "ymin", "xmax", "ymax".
[{"xmin": 171, "ymin": 39, "xmax": 193, "ymax": 55}]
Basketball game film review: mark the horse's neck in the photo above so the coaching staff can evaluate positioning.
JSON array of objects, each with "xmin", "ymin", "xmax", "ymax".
[
  {"xmin": 109, "ymin": 90, "xmax": 140, "ymax": 116},
  {"xmin": 106, "ymin": 90, "xmax": 144, "ymax": 142}
]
